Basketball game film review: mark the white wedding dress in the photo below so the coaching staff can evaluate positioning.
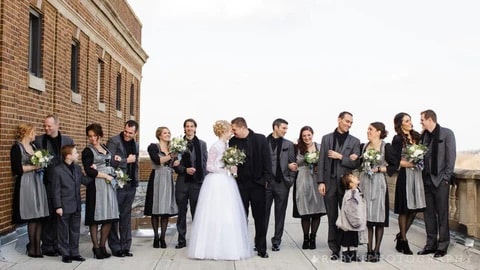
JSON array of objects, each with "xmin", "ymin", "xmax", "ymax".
[{"xmin": 188, "ymin": 140, "xmax": 253, "ymax": 260}]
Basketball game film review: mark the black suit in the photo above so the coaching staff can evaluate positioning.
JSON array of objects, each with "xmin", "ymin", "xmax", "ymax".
[
  {"xmin": 34, "ymin": 132, "xmax": 74, "ymax": 254},
  {"xmin": 229, "ymin": 129, "xmax": 273, "ymax": 254},
  {"xmin": 51, "ymin": 162, "xmax": 89, "ymax": 257},
  {"xmin": 420, "ymin": 125, "xmax": 456, "ymax": 252}
]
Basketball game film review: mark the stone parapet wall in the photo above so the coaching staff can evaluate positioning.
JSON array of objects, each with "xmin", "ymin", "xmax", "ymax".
[{"xmin": 387, "ymin": 170, "xmax": 480, "ymax": 239}]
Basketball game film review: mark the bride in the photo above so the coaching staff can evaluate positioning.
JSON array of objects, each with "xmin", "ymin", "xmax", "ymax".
[{"xmin": 188, "ymin": 120, "xmax": 253, "ymax": 260}]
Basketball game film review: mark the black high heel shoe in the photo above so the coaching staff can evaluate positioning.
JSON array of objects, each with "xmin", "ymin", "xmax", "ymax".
[
  {"xmin": 400, "ymin": 240, "xmax": 413, "ymax": 255},
  {"xmin": 92, "ymin": 247, "xmax": 105, "ymax": 259},
  {"xmin": 160, "ymin": 239, "xmax": 166, "ymax": 249},
  {"xmin": 100, "ymin": 247, "xmax": 111, "ymax": 258},
  {"xmin": 153, "ymin": 238, "xmax": 160, "ymax": 248},
  {"xmin": 25, "ymin": 243, "xmax": 42, "ymax": 258},
  {"xmin": 394, "ymin": 233, "xmax": 402, "ymax": 252},
  {"xmin": 26, "ymin": 243, "xmax": 34, "ymax": 257},
  {"xmin": 302, "ymin": 234, "xmax": 309, "ymax": 249},
  {"xmin": 309, "ymin": 233, "xmax": 316, "ymax": 249}
]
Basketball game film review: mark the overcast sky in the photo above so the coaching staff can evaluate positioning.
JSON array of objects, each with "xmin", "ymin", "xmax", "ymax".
[{"xmin": 127, "ymin": 0, "xmax": 479, "ymax": 152}]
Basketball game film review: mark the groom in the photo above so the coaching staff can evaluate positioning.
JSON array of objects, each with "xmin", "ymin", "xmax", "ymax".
[{"xmin": 229, "ymin": 117, "xmax": 273, "ymax": 258}]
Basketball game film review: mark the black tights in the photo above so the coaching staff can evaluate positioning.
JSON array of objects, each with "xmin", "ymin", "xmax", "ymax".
[
  {"xmin": 89, "ymin": 223, "xmax": 112, "ymax": 248},
  {"xmin": 301, "ymin": 214, "xmax": 321, "ymax": 236},
  {"xmin": 398, "ymin": 212, "xmax": 417, "ymax": 240},
  {"xmin": 152, "ymin": 216, "xmax": 169, "ymax": 240},
  {"xmin": 27, "ymin": 222, "xmax": 42, "ymax": 255},
  {"xmin": 367, "ymin": 225, "xmax": 384, "ymax": 253}
]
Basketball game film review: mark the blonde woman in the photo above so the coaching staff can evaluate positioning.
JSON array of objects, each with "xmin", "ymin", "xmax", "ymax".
[
  {"xmin": 11, "ymin": 123, "xmax": 49, "ymax": 257},
  {"xmin": 144, "ymin": 127, "xmax": 179, "ymax": 248}
]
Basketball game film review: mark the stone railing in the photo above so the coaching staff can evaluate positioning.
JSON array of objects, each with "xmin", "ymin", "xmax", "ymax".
[
  {"xmin": 450, "ymin": 170, "xmax": 480, "ymax": 238},
  {"xmin": 386, "ymin": 170, "xmax": 480, "ymax": 239}
]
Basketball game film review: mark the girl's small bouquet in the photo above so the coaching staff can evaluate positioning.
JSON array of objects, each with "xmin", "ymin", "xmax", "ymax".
[
  {"xmin": 362, "ymin": 148, "xmax": 381, "ymax": 177},
  {"xmin": 222, "ymin": 146, "xmax": 246, "ymax": 178},
  {"xmin": 108, "ymin": 168, "xmax": 131, "ymax": 189},
  {"xmin": 404, "ymin": 144, "xmax": 428, "ymax": 170},
  {"xmin": 30, "ymin": 149, "xmax": 54, "ymax": 168},
  {"xmin": 169, "ymin": 136, "xmax": 188, "ymax": 160},
  {"xmin": 304, "ymin": 151, "xmax": 320, "ymax": 175}
]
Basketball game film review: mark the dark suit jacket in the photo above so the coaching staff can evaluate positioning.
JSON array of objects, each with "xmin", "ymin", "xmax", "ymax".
[
  {"xmin": 173, "ymin": 136, "xmax": 208, "ymax": 183},
  {"xmin": 51, "ymin": 162, "xmax": 89, "ymax": 214},
  {"xmin": 107, "ymin": 134, "xmax": 139, "ymax": 187},
  {"xmin": 316, "ymin": 131, "xmax": 361, "ymax": 191},
  {"xmin": 421, "ymin": 126, "xmax": 456, "ymax": 187},
  {"xmin": 266, "ymin": 135, "xmax": 296, "ymax": 187},
  {"xmin": 229, "ymin": 129, "xmax": 274, "ymax": 186},
  {"xmin": 34, "ymin": 133, "xmax": 74, "ymax": 196}
]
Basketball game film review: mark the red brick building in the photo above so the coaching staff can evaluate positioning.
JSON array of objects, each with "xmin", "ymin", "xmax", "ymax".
[{"xmin": 0, "ymin": 0, "xmax": 147, "ymax": 235}]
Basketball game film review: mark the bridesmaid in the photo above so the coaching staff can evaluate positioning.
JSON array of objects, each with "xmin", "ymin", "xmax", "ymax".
[
  {"xmin": 392, "ymin": 113, "xmax": 426, "ymax": 254},
  {"xmin": 144, "ymin": 127, "xmax": 179, "ymax": 248},
  {"xmin": 10, "ymin": 123, "xmax": 49, "ymax": 258},
  {"xmin": 292, "ymin": 126, "xmax": 326, "ymax": 250},
  {"xmin": 358, "ymin": 122, "xmax": 396, "ymax": 262},
  {"xmin": 82, "ymin": 123, "xmax": 119, "ymax": 259}
]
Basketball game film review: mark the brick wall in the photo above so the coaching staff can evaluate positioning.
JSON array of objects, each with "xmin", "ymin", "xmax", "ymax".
[{"xmin": 0, "ymin": 0, "xmax": 147, "ymax": 234}]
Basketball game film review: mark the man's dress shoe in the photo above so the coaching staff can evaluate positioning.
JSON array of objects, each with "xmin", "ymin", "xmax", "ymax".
[
  {"xmin": 123, "ymin": 250, "xmax": 133, "ymax": 257},
  {"xmin": 257, "ymin": 251, "xmax": 269, "ymax": 258},
  {"xmin": 417, "ymin": 249, "xmax": 436, "ymax": 255},
  {"xmin": 175, "ymin": 243, "xmax": 186, "ymax": 249},
  {"xmin": 272, "ymin": 244, "xmax": 280, "ymax": 252},
  {"xmin": 434, "ymin": 250, "xmax": 446, "ymax": 257},
  {"xmin": 70, "ymin": 255, "xmax": 86, "ymax": 261},
  {"xmin": 61, "ymin": 256, "xmax": 72, "ymax": 263},
  {"xmin": 112, "ymin": 250, "xmax": 125, "ymax": 257}
]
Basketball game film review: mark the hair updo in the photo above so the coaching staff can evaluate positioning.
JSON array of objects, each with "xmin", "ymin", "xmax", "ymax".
[
  {"xmin": 212, "ymin": 120, "xmax": 231, "ymax": 137},
  {"xmin": 15, "ymin": 123, "xmax": 34, "ymax": 140}
]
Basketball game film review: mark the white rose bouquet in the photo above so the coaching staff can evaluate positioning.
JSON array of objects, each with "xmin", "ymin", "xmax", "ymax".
[
  {"xmin": 30, "ymin": 149, "xmax": 54, "ymax": 168},
  {"xmin": 404, "ymin": 144, "xmax": 428, "ymax": 170},
  {"xmin": 304, "ymin": 151, "xmax": 320, "ymax": 175},
  {"xmin": 362, "ymin": 148, "xmax": 381, "ymax": 177},
  {"xmin": 107, "ymin": 168, "xmax": 131, "ymax": 189},
  {"xmin": 169, "ymin": 136, "xmax": 188, "ymax": 154},
  {"xmin": 222, "ymin": 146, "xmax": 246, "ymax": 177}
]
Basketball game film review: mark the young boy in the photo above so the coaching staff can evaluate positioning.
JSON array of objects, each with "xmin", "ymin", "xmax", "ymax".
[
  {"xmin": 336, "ymin": 172, "xmax": 367, "ymax": 263},
  {"xmin": 52, "ymin": 144, "xmax": 89, "ymax": 263}
]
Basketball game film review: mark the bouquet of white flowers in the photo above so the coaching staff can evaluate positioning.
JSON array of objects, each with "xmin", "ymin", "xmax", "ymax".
[
  {"xmin": 404, "ymin": 144, "xmax": 428, "ymax": 170},
  {"xmin": 107, "ymin": 168, "xmax": 131, "ymax": 189},
  {"xmin": 222, "ymin": 146, "xmax": 246, "ymax": 177},
  {"xmin": 362, "ymin": 148, "xmax": 381, "ymax": 177},
  {"xmin": 30, "ymin": 149, "xmax": 54, "ymax": 168},
  {"xmin": 304, "ymin": 151, "xmax": 319, "ymax": 175},
  {"xmin": 169, "ymin": 136, "xmax": 188, "ymax": 154}
]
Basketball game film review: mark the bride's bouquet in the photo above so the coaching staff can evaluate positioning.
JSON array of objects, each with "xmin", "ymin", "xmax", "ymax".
[
  {"xmin": 361, "ymin": 148, "xmax": 381, "ymax": 177},
  {"xmin": 404, "ymin": 144, "xmax": 428, "ymax": 170},
  {"xmin": 222, "ymin": 146, "xmax": 246, "ymax": 177},
  {"xmin": 304, "ymin": 151, "xmax": 320, "ymax": 175},
  {"xmin": 30, "ymin": 149, "xmax": 54, "ymax": 168}
]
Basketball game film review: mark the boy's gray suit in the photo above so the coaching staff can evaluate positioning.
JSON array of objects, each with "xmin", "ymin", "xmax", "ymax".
[{"xmin": 51, "ymin": 162, "xmax": 89, "ymax": 257}]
